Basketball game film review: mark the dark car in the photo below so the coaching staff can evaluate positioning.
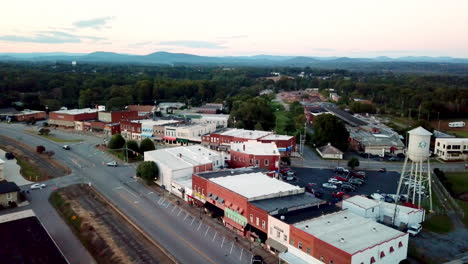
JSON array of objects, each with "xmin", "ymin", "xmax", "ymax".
[
  {"xmin": 341, "ymin": 183, "xmax": 355, "ymax": 192},
  {"xmin": 4, "ymin": 152, "xmax": 15, "ymax": 160},
  {"xmin": 379, "ymin": 168, "xmax": 387, "ymax": 173},
  {"xmin": 384, "ymin": 196, "xmax": 395, "ymax": 203},
  {"xmin": 348, "ymin": 178, "xmax": 364, "ymax": 186},
  {"xmin": 252, "ymin": 255, "xmax": 264, "ymax": 264}
]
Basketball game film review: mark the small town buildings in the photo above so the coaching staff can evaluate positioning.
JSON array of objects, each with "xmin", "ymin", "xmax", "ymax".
[
  {"xmin": 434, "ymin": 137, "xmax": 468, "ymax": 161},
  {"xmin": 330, "ymin": 92, "xmax": 341, "ymax": 102},
  {"xmin": 48, "ymin": 108, "xmax": 98, "ymax": 127},
  {"xmin": 0, "ymin": 181, "xmax": 20, "ymax": 207},
  {"xmin": 177, "ymin": 113, "xmax": 229, "ymax": 128},
  {"xmin": 144, "ymin": 145, "xmax": 224, "ymax": 201},
  {"xmin": 103, "ymin": 123, "xmax": 121, "ymax": 136},
  {"xmin": 229, "ymin": 141, "xmax": 280, "ymax": 173},
  {"xmin": 164, "ymin": 123, "xmax": 217, "ymax": 145},
  {"xmin": 193, "ymin": 103, "xmax": 223, "ymax": 114},
  {"xmin": 0, "ymin": 108, "xmax": 46, "ymax": 122},
  {"xmin": 158, "ymin": 102, "xmax": 185, "ymax": 113},
  {"xmin": 316, "ymin": 143, "xmax": 344, "ymax": 159},
  {"xmin": 98, "ymin": 110, "xmax": 140, "ymax": 123},
  {"xmin": 201, "ymin": 128, "xmax": 296, "ymax": 155},
  {"xmin": 127, "ymin": 105, "xmax": 156, "ymax": 118},
  {"xmin": 348, "ymin": 126, "xmax": 405, "ymax": 156},
  {"xmin": 342, "ymin": 196, "xmax": 425, "ymax": 229},
  {"xmin": 323, "ymin": 106, "xmax": 368, "ymax": 127},
  {"xmin": 120, "ymin": 119, "xmax": 182, "ymax": 141}
]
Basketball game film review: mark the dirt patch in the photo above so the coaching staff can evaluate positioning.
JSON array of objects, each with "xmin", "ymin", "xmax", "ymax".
[
  {"xmin": 51, "ymin": 185, "xmax": 174, "ymax": 264},
  {"xmin": 0, "ymin": 135, "xmax": 70, "ymax": 181},
  {"xmin": 429, "ymin": 119, "xmax": 468, "ymax": 133}
]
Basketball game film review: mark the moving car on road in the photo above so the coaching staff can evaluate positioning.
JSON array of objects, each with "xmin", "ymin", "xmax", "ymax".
[
  {"xmin": 30, "ymin": 183, "xmax": 46, "ymax": 190},
  {"xmin": 322, "ymin": 183, "xmax": 338, "ymax": 189},
  {"xmin": 62, "ymin": 145, "xmax": 70, "ymax": 150},
  {"xmin": 106, "ymin": 161, "xmax": 118, "ymax": 167}
]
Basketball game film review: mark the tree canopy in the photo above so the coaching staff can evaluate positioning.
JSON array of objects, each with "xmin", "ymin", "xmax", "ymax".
[
  {"xmin": 347, "ymin": 157, "xmax": 360, "ymax": 169},
  {"xmin": 126, "ymin": 140, "xmax": 140, "ymax": 158},
  {"xmin": 139, "ymin": 138, "xmax": 156, "ymax": 153},
  {"xmin": 136, "ymin": 161, "xmax": 159, "ymax": 184},
  {"xmin": 108, "ymin": 133, "xmax": 125, "ymax": 149},
  {"xmin": 313, "ymin": 114, "xmax": 349, "ymax": 151}
]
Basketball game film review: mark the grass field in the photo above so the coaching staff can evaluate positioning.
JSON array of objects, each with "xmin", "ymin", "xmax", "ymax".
[
  {"xmin": 274, "ymin": 111, "xmax": 289, "ymax": 134},
  {"xmin": 447, "ymin": 130, "xmax": 468, "ymax": 138},
  {"xmin": 25, "ymin": 130, "xmax": 83, "ymax": 143},
  {"xmin": 423, "ymin": 214, "xmax": 454, "ymax": 233},
  {"xmin": 445, "ymin": 172, "xmax": 468, "ymax": 196},
  {"xmin": 16, "ymin": 156, "xmax": 48, "ymax": 181}
]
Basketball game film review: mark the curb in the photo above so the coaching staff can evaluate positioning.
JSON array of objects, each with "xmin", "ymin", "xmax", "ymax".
[{"xmin": 89, "ymin": 186, "xmax": 179, "ymax": 264}]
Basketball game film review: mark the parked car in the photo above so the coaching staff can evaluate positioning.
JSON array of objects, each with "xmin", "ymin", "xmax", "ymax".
[
  {"xmin": 350, "ymin": 171, "xmax": 366, "ymax": 179},
  {"xmin": 322, "ymin": 183, "xmax": 338, "ymax": 189},
  {"xmin": 334, "ymin": 167, "xmax": 345, "ymax": 173},
  {"xmin": 384, "ymin": 195, "xmax": 395, "ymax": 203},
  {"xmin": 4, "ymin": 152, "xmax": 15, "ymax": 160},
  {"xmin": 252, "ymin": 255, "xmax": 264, "ymax": 264},
  {"xmin": 379, "ymin": 168, "xmax": 387, "ymax": 172},
  {"xmin": 341, "ymin": 183, "xmax": 355, "ymax": 192},
  {"xmin": 285, "ymin": 170, "xmax": 296, "ymax": 176},
  {"xmin": 62, "ymin": 145, "xmax": 71, "ymax": 150},
  {"xmin": 328, "ymin": 178, "xmax": 343, "ymax": 185},
  {"xmin": 407, "ymin": 224, "xmax": 422, "ymax": 236},
  {"xmin": 106, "ymin": 161, "xmax": 118, "ymax": 167},
  {"xmin": 332, "ymin": 191, "xmax": 345, "ymax": 198},
  {"xmin": 280, "ymin": 167, "xmax": 291, "ymax": 174},
  {"xmin": 388, "ymin": 157, "xmax": 400, "ymax": 161},
  {"xmin": 348, "ymin": 178, "xmax": 364, "ymax": 185},
  {"xmin": 370, "ymin": 193, "xmax": 385, "ymax": 201},
  {"xmin": 334, "ymin": 176, "xmax": 348, "ymax": 182},
  {"xmin": 284, "ymin": 175, "xmax": 297, "ymax": 181},
  {"xmin": 30, "ymin": 183, "xmax": 46, "ymax": 190},
  {"xmin": 313, "ymin": 191, "xmax": 324, "ymax": 198}
]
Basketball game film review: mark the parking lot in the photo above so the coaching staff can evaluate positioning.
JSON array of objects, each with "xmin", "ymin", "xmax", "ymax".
[{"xmin": 287, "ymin": 167, "xmax": 401, "ymax": 202}]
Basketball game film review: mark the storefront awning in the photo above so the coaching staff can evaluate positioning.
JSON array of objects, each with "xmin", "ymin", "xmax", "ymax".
[
  {"xmin": 266, "ymin": 238, "xmax": 288, "ymax": 253},
  {"xmin": 177, "ymin": 138, "xmax": 188, "ymax": 143},
  {"xmin": 279, "ymin": 252, "xmax": 316, "ymax": 264},
  {"xmin": 163, "ymin": 136, "xmax": 176, "ymax": 141}
]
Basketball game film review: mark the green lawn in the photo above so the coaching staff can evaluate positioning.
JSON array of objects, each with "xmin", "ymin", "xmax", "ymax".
[
  {"xmin": 445, "ymin": 172, "xmax": 468, "ymax": 196},
  {"xmin": 107, "ymin": 149, "xmax": 143, "ymax": 163},
  {"xmin": 447, "ymin": 130, "xmax": 468, "ymax": 138},
  {"xmin": 25, "ymin": 130, "xmax": 83, "ymax": 143},
  {"xmin": 16, "ymin": 156, "xmax": 47, "ymax": 182},
  {"xmin": 274, "ymin": 111, "xmax": 290, "ymax": 134},
  {"xmin": 456, "ymin": 200, "xmax": 468, "ymax": 228},
  {"xmin": 422, "ymin": 214, "xmax": 454, "ymax": 233}
]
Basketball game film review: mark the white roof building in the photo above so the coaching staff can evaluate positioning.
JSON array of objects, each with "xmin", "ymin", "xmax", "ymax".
[
  {"xmin": 210, "ymin": 172, "xmax": 302, "ymax": 201},
  {"xmin": 220, "ymin": 129, "xmax": 273, "ymax": 140},
  {"xmin": 231, "ymin": 140, "xmax": 280, "ymax": 156},
  {"xmin": 51, "ymin": 108, "xmax": 98, "ymax": 115},
  {"xmin": 434, "ymin": 137, "xmax": 468, "ymax": 161},
  {"xmin": 260, "ymin": 134, "xmax": 294, "ymax": 141}
]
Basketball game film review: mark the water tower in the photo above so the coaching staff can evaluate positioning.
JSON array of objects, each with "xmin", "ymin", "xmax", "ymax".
[{"xmin": 395, "ymin": 126, "xmax": 433, "ymax": 210}]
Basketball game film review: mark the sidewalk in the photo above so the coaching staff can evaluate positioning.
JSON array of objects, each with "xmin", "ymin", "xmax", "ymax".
[{"xmin": 149, "ymin": 184, "xmax": 279, "ymax": 264}]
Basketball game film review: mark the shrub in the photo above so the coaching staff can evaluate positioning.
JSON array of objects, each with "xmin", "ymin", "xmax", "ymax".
[
  {"xmin": 139, "ymin": 138, "xmax": 156, "ymax": 153},
  {"xmin": 108, "ymin": 133, "xmax": 125, "ymax": 149}
]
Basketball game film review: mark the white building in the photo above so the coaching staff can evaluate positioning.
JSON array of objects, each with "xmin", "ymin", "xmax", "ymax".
[
  {"xmin": 288, "ymin": 210, "xmax": 408, "ymax": 264},
  {"xmin": 343, "ymin": 196, "xmax": 425, "ymax": 229},
  {"xmin": 0, "ymin": 158, "xmax": 4, "ymax": 181},
  {"xmin": 178, "ymin": 113, "xmax": 229, "ymax": 128},
  {"xmin": 434, "ymin": 137, "xmax": 468, "ymax": 161},
  {"xmin": 164, "ymin": 123, "xmax": 217, "ymax": 145},
  {"xmin": 144, "ymin": 145, "xmax": 224, "ymax": 200},
  {"xmin": 316, "ymin": 143, "xmax": 344, "ymax": 159}
]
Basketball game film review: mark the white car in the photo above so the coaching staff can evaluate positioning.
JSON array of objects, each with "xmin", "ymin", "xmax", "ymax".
[
  {"xmin": 370, "ymin": 193, "xmax": 384, "ymax": 201},
  {"xmin": 30, "ymin": 183, "xmax": 46, "ymax": 190},
  {"xmin": 322, "ymin": 183, "xmax": 338, "ymax": 189},
  {"xmin": 106, "ymin": 161, "xmax": 118, "ymax": 167},
  {"xmin": 328, "ymin": 178, "xmax": 343, "ymax": 185}
]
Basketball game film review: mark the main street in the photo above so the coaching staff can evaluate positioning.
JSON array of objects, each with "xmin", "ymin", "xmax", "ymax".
[{"xmin": 1, "ymin": 123, "xmax": 256, "ymax": 264}]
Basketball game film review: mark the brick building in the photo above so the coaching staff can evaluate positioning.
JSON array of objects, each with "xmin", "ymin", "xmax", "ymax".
[
  {"xmin": 48, "ymin": 108, "xmax": 98, "ymax": 127},
  {"xmin": 98, "ymin": 110, "xmax": 140, "ymax": 123},
  {"xmin": 120, "ymin": 119, "xmax": 181, "ymax": 141},
  {"xmin": 0, "ymin": 108, "xmax": 46, "ymax": 122},
  {"xmin": 229, "ymin": 141, "xmax": 280, "ymax": 173},
  {"xmin": 127, "ymin": 105, "xmax": 155, "ymax": 118}
]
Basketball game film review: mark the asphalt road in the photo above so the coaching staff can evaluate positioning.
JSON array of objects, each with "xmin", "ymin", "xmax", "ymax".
[{"xmin": 0, "ymin": 123, "xmax": 256, "ymax": 264}]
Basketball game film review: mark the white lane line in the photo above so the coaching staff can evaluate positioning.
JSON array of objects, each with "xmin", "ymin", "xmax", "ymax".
[
  {"xmin": 240, "ymin": 248, "xmax": 243, "ymax": 261},
  {"xmin": 250, "ymin": 254, "xmax": 254, "ymax": 264},
  {"xmin": 183, "ymin": 213, "xmax": 189, "ymax": 221},
  {"xmin": 190, "ymin": 217, "xmax": 195, "ymax": 225},
  {"xmin": 158, "ymin": 196, "xmax": 163, "ymax": 203},
  {"xmin": 113, "ymin": 186, "xmax": 123, "ymax": 190},
  {"xmin": 204, "ymin": 226, "xmax": 210, "ymax": 237},
  {"xmin": 165, "ymin": 202, "xmax": 170, "ymax": 208},
  {"xmin": 158, "ymin": 197, "xmax": 165, "ymax": 205},
  {"xmin": 171, "ymin": 206, "xmax": 177, "ymax": 214},
  {"xmin": 124, "ymin": 188, "xmax": 139, "ymax": 199},
  {"xmin": 147, "ymin": 191, "xmax": 154, "ymax": 195},
  {"xmin": 221, "ymin": 237, "xmax": 225, "ymax": 248},
  {"xmin": 230, "ymin": 242, "xmax": 234, "ymax": 254},
  {"xmin": 212, "ymin": 231, "xmax": 217, "ymax": 242},
  {"xmin": 197, "ymin": 221, "xmax": 203, "ymax": 231},
  {"xmin": 177, "ymin": 208, "xmax": 183, "ymax": 217}
]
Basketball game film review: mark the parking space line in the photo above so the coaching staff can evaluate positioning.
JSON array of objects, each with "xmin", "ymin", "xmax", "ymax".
[
  {"xmin": 183, "ymin": 213, "xmax": 189, "ymax": 221},
  {"xmin": 212, "ymin": 231, "xmax": 217, "ymax": 242},
  {"xmin": 147, "ymin": 191, "xmax": 153, "ymax": 195},
  {"xmin": 190, "ymin": 217, "xmax": 195, "ymax": 225},
  {"xmin": 204, "ymin": 226, "xmax": 210, "ymax": 237},
  {"xmin": 171, "ymin": 206, "xmax": 177, "ymax": 214},
  {"xmin": 165, "ymin": 202, "xmax": 170, "ymax": 208},
  {"xmin": 221, "ymin": 236, "xmax": 225, "ymax": 248},
  {"xmin": 230, "ymin": 242, "xmax": 234, "ymax": 254},
  {"xmin": 177, "ymin": 208, "xmax": 183, "ymax": 217},
  {"xmin": 197, "ymin": 221, "xmax": 203, "ymax": 231},
  {"xmin": 240, "ymin": 248, "xmax": 243, "ymax": 260}
]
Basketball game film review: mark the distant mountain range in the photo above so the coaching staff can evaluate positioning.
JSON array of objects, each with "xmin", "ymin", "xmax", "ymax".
[{"xmin": 1, "ymin": 51, "xmax": 468, "ymax": 66}]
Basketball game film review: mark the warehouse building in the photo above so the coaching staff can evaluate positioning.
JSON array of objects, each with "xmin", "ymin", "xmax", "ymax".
[
  {"xmin": 434, "ymin": 137, "xmax": 468, "ymax": 161},
  {"xmin": 48, "ymin": 108, "xmax": 98, "ymax": 127}
]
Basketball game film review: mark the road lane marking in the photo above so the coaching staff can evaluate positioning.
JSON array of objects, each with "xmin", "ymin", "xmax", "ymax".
[
  {"xmin": 158, "ymin": 196, "xmax": 163, "ymax": 203},
  {"xmin": 113, "ymin": 186, "xmax": 124, "ymax": 190},
  {"xmin": 230, "ymin": 242, "xmax": 234, "ymax": 254},
  {"xmin": 147, "ymin": 191, "xmax": 154, "ymax": 195},
  {"xmin": 204, "ymin": 226, "xmax": 210, "ymax": 237},
  {"xmin": 240, "ymin": 248, "xmax": 243, "ymax": 260},
  {"xmin": 212, "ymin": 231, "xmax": 217, "ymax": 242},
  {"xmin": 221, "ymin": 236, "xmax": 225, "ymax": 248},
  {"xmin": 124, "ymin": 188, "xmax": 139, "ymax": 199},
  {"xmin": 197, "ymin": 221, "xmax": 203, "ymax": 231}
]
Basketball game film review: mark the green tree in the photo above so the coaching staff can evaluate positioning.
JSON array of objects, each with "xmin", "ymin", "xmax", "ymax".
[
  {"xmin": 254, "ymin": 122, "xmax": 264, "ymax": 131},
  {"xmin": 347, "ymin": 157, "xmax": 360, "ymax": 169},
  {"xmin": 78, "ymin": 89, "xmax": 93, "ymax": 108},
  {"xmin": 126, "ymin": 140, "xmax": 140, "ymax": 158},
  {"xmin": 108, "ymin": 133, "xmax": 125, "ymax": 149},
  {"xmin": 136, "ymin": 161, "xmax": 159, "ymax": 184},
  {"xmin": 313, "ymin": 114, "xmax": 349, "ymax": 151},
  {"xmin": 140, "ymin": 138, "xmax": 156, "ymax": 153},
  {"xmin": 38, "ymin": 128, "xmax": 50, "ymax": 135}
]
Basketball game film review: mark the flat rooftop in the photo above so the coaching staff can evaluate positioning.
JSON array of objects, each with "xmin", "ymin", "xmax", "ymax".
[
  {"xmin": 250, "ymin": 193, "xmax": 324, "ymax": 215},
  {"xmin": 219, "ymin": 128, "xmax": 273, "ymax": 140},
  {"xmin": 145, "ymin": 145, "xmax": 218, "ymax": 170},
  {"xmin": 210, "ymin": 172, "xmax": 303, "ymax": 201},
  {"xmin": 0, "ymin": 210, "xmax": 68, "ymax": 264},
  {"xmin": 293, "ymin": 210, "xmax": 406, "ymax": 254},
  {"xmin": 260, "ymin": 134, "xmax": 294, "ymax": 141},
  {"xmin": 324, "ymin": 106, "xmax": 367, "ymax": 127},
  {"xmin": 273, "ymin": 203, "xmax": 342, "ymax": 224},
  {"xmin": 132, "ymin": 119, "xmax": 181, "ymax": 125},
  {"xmin": 196, "ymin": 167, "xmax": 266, "ymax": 179},
  {"xmin": 52, "ymin": 108, "xmax": 97, "ymax": 115},
  {"xmin": 231, "ymin": 141, "xmax": 280, "ymax": 156},
  {"xmin": 344, "ymin": 195, "xmax": 380, "ymax": 209}
]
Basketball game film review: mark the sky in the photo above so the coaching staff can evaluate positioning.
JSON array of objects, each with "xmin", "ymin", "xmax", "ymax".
[{"xmin": 1, "ymin": 0, "xmax": 468, "ymax": 57}]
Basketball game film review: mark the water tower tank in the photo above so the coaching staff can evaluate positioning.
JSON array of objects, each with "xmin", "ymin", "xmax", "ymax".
[{"xmin": 407, "ymin": 126, "xmax": 432, "ymax": 162}]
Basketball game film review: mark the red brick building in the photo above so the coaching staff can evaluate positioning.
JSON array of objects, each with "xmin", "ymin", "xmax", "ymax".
[
  {"xmin": 229, "ymin": 141, "xmax": 280, "ymax": 173},
  {"xmin": 48, "ymin": 108, "xmax": 98, "ymax": 127},
  {"xmin": 98, "ymin": 110, "xmax": 140, "ymax": 123},
  {"xmin": 104, "ymin": 123, "xmax": 121, "ymax": 136},
  {"xmin": 202, "ymin": 128, "xmax": 296, "ymax": 156},
  {"xmin": 127, "ymin": 105, "xmax": 155, "ymax": 118}
]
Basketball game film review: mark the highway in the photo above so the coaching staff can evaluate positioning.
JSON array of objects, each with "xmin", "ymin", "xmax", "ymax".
[{"xmin": 1, "ymin": 123, "xmax": 256, "ymax": 264}]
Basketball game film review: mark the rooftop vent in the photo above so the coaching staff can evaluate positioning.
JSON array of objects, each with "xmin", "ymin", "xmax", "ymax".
[
  {"xmin": 305, "ymin": 225, "xmax": 309, "ymax": 229},
  {"xmin": 280, "ymin": 215, "xmax": 285, "ymax": 220},
  {"xmin": 340, "ymin": 238, "xmax": 345, "ymax": 243},
  {"xmin": 327, "ymin": 221, "xmax": 331, "ymax": 224},
  {"xmin": 344, "ymin": 216, "xmax": 348, "ymax": 220},
  {"xmin": 372, "ymin": 227, "xmax": 377, "ymax": 232}
]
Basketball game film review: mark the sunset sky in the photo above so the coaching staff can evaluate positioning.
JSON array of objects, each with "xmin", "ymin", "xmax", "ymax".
[{"xmin": 1, "ymin": 0, "xmax": 467, "ymax": 57}]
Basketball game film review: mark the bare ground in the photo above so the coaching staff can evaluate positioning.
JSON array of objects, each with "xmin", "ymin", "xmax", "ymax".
[{"xmin": 55, "ymin": 185, "xmax": 174, "ymax": 264}]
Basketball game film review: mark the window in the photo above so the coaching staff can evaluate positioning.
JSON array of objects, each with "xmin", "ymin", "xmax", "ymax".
[
  {"xmin": 6, "ymin": 193, "xmax": 12, "ymax": 200},
  {"xmin": 264, "ymin": 159, "xmax": 269, "ymax": 166},
  {"xmin": 380, "ymin": 251, "xmax": 385, "ymax": 258},
  {"xmin": 276, "ymin": 230, "xmax": 280, "ymax": 238},
  {"xmin": 398, "ymin": 241, "xmax": 403, "ymax": 248},
  {"xmin": 250, "ymin": 214, "xmax": 253, "ymax": 223},
  {"xmin": 283, "ymin": 235, "xmax": 287, "ymax": 241},
  {"xmin": 290, "ymin": 238, "xmax": 294, "ymax": 246},
  {"xmin": 320, "ymin": 256, "xmax": 324, "ymax": 262},
  {"xmin": 389, "ymin": 246, "xmax": 394, "ymax": 253},
  {"xmin": 249, "ymin": 159, "xmax": 253, "ymax": 165},
  {"xmin": 298, "ymin": 242, "xmax": 302, "ymax": 250},
  {"xmin": 306, "ymin": 247, "xmax": 311, "ymax": 254},
  {"xmin": 234, "ymin": 156, "xmax": 237, "ymax": 161},
  {"xmin": 437, "ymin": 142, "xmax": 440, "ymax": 146},
  {"xmin": 370, "ymin": 256, "xmax": 376, "ymax": 263},
  {"xmin": 262, "ymin": 220, "xmax": 266, "ymax": 229},
  {"xmin": 198, "ymin": 187, "xmax": 200, "ymax": 193},
  {"xmin": 256, "ymin": 217, "xmax": 259, "ymax": 226},
  {"xmin": 255, "ymin": 159, "xmax": 260, "ymax": 166},
  {"xmin": 196, "ymin": 167, "xmax": 199, "ymax": 173},
  {"xmin": 202, "ymin": 189, "xmax": 204, "ymax": 196}
]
